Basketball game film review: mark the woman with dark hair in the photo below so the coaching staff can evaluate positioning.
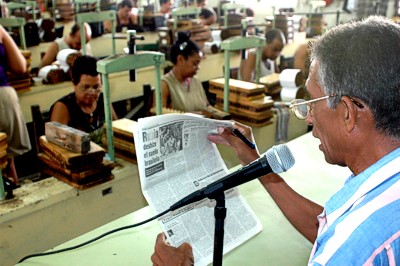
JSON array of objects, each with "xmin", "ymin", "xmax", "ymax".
[
  {"xmin": 50, "ymin": 55, "xmax": 117, "ymax": 145},
  {"xmin": 157, "ymin": 32, "xmax": 209, "ymax": 112}
]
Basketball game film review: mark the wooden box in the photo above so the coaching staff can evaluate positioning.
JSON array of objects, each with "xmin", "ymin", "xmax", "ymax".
[
  {"xmin": 209, "ymin": 78, "xmax": 275, "ymax": 127},
  {"xmin": 39, "ymin": 136, "xmax": 105, "ymax": 169},
  {"xmin": 103, "ymin": 118, "xmax": 137, "ymax": 163},
  {"xmin": 209, "ymin": 78, "xmax": 266, "ymax": 98},
  {"xmin": 259, "ymin": 73, "xmax": 282, "ymax": 100},
  {"xmin": 0, "ymin": 132, "xmax": 7, "ymax": 169},
  {"xmin": 45, "ymin": 121, "xmax": 91, "ymax": 154}
]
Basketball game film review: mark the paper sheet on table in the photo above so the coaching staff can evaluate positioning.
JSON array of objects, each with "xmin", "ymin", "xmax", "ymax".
[
  {"xmin": 281, "ymin": 87, "xmax": 300, "ymax": 102},
  {"xmin": 212, "ymin": 30, "xmax": 221, "ymax": 42},
  {"xmin": 279, "ymin": 69, "xmax": 303, "ymax": 88}
]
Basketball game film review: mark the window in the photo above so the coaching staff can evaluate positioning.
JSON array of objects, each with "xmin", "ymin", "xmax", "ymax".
[{"xmin": 343, "ymin": 0, "xmax": 358, "ymax": 12}]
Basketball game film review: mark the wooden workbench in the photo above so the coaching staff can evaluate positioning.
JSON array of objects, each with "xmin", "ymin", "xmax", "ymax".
[
  {"xmin": 28, "ymin": 31, "xmax": 161, "ymax": 69},
  {"xmin": 15, "ymin": 132, "xmax": 351, "ymax": 266},
  {"xmin": 19, "ymin": 51, "xmax": 241, "ymax": 123}
]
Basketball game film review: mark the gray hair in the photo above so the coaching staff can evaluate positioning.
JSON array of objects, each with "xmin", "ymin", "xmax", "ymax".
[{"xmin": 310, "ymin": 16, "xmax": 400, "ymax": 138}]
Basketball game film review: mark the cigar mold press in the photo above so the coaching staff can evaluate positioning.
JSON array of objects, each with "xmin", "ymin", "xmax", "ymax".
[
  {"xmin": 220, "ymin": 32, "xmax": 265, "ymax": 112},
  {"xmin": 75, "ymin": 1, "xmax": 117, "ymax": 56},
  {"xmin": 0, "ymin": 17, "xmax": 27, "ymax": 50},
  {"xmin": 170, "ymin": 6, "xmax": 201, "ymax": 30},
  {"xmin": 97, "ymin": 33, "xmax": 165, "ymax": 161},
  {"xmin": 220, "ymin": 2, "xmax": 246, "ymax": 27}
]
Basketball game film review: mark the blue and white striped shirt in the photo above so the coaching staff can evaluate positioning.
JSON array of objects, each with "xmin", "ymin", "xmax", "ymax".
[{"xmin": 309, "ymin": 147, "xmax": 400, "ymax": 265}]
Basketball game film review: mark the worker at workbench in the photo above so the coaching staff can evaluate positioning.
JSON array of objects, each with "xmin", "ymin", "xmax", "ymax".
[
  {"xmin": 0, "ymin": 25, "xmax": 31, "ymax": 185},
  {"xmin": 154, "ymin": 0, "xmax": 174, "ymax": 28},
  {"xmin": 39, "ymin": 23, "xmax": 92, "ymax": 69},
  {"xmin": 103, "ymin": 0, "xmax": 139, "ymax": 33},
  {"xmin": 197, "ymin": 0, "xmax": 217, "ymax": 26},
  {"xmin": 240, "ymin": 28, "xmax": 286, "ymax": 82},
  {"xmin": 49, "ymin": 55, "xmax": 117, "ymax": 145},
  {"xmin": 155, "ymin": 31, "xmax": 209, "ymax": 113}
]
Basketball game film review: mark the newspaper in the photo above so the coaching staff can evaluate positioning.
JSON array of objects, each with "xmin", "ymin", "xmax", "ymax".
[{"xmin": 134, "ymin": 114, "xmax": 262, "ymax": 266}]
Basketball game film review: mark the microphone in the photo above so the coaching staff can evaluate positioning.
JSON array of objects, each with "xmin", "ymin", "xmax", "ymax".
[{"xmin": 169, "ymin": 144, "xmax": 295, "ymax": 212}]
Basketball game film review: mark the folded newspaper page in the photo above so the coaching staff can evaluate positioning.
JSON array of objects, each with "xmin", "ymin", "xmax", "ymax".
[{"xmin": 134, "ymin": 114, "xmax": 262, "ymax": 265}]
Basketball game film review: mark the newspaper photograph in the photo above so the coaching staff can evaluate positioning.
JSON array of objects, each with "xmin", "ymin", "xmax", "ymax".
[{"xmin": 134, "ymin": 114, "xmax": 263, "ymax": 266}]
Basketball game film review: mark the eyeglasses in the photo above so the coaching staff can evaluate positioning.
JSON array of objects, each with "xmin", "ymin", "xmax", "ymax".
[
  {"xmin": 179, "ymin": 42, "xmax": 188, "ymax": 51},
  {"xmin": 289, "ymin": 94, "xmax": 364, "ymax": 120},
  {"xmin": 289, "ymin": 95, "xmax": 335, "ymax": 120},
  {"xmin": 77, "ymin": 84, "xmax": 102, "ymax": 94}
]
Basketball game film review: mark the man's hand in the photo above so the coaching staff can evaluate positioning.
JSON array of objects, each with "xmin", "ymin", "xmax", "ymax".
[
  {"xmin": 151, "ymin": 233, "xmax": 194, "ymax": 266},
  {"xmin": 207, "ymin": 122, "xmax": 260, "ymax": 165}
]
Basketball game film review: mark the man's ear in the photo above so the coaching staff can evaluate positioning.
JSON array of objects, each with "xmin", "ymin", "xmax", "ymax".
[{"xmin": 341, "ymin": 96, "xmax": 357, "ymax": 132}]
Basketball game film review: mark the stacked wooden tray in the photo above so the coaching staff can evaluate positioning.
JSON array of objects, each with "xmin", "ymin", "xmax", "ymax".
[
  {"xmin": 103, "ymin": 118, "xmax": 137, "ymax": 163},
  {"xmin": 149, "ymin": 107, "xmax": 184, "ymax": 116},
  {"xmin": 55, "ymin": 0, "xmax": 75, "ymax": 21},
  {"xmin": 165, "ymin": 18, "xmax": 211, "ymax": 50},
  {"xmin": 259, "ymin": 73, "xmax": 281, "ymax": 101},
  {"xmin": 7, "ymin": 50, "xmax": 32, "ymax": 92},
  {"xmin": 0, "ymin": 132, "xmax": 7, "ymax": 169},
  {"xmin": 38, "ymin": 136, "xmax": 114, "ymax": 189},
  {"xmin": 209, "ymin": 78, "xmax": 274, "ymax": 127}
]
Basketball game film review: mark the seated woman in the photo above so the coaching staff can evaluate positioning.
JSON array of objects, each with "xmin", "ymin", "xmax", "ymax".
[
  {"xmin": 50, "ymin": 55, "xmax": 118, "ymax": 145},
  {"xmin": 104, "ymin": 0, "xmax": 138, "ymax": 33},
  {"xmin": 240, "ymin": 28, "xmax": 286, "ymax": 82},
  {"xmin": 0, "ymin": 25, "xmax": 31, "ymax": 184},
  {"xmin": 155, "ymin": 32, "xmax": 209, "ymax": 113}
]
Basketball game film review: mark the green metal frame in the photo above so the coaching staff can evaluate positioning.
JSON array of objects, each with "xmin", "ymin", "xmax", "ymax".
[
  {"xmin": 221, "ymin": 2, "xmax": 245, "ymax": 27},
  {"xmin": 97, "ymin": 51, "xmax": 165, "ymax": 161},
  {"xmin": 0, "ymin": 17, "xmax": 26, "ymax": 50},
  {"xmin": 6, "ymin": 1, "xmax": 38, "ymax": 21},
  {"xmin": 220, "ymin": 35, "xmax": 265, "ymax": 112},
  {"xmin": 307, "ymin": 0, "xmax": 326, "ymax": 27},
  {"xmin": 271, "ymin": 6, "xmax": 276, "ymax": 29},
  {"xmin": 137, "ymin": 0, "xmax": 144, "ymax": 26},
  {"xmin": 171, "ymin": 6, "xmax": 200, "ymax": 29},
  {"xmin": 0, "ymin": 171, "xmax": 4, "ymax": 200},
  {"xmin": 76, "ymin": 10, "xmax": 117, "ymax": 55},
  {"xmin": 74, "ymin": 0, "xmax": 101, "ymax": 12}
]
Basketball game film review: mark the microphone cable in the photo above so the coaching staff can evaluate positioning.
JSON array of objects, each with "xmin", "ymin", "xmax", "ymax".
[{"xmin": 18, "ymin": 208, "xmax": 170, "ymax": 263}]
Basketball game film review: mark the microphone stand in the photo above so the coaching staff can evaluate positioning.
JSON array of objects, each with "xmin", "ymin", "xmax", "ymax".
[{"xmin": 212, "ymin": 193, "xmax": 227, "ymax": 266}]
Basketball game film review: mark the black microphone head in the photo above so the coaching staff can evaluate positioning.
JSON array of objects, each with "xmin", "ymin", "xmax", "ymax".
[{"xmin": 265, "ymin": 144, "xmax": 295, "ymax": 173}]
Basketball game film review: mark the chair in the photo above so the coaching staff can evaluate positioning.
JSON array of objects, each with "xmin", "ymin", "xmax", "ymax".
[
  {"xmin": 23, "ymin": 105, "xmax": 51, "ymax": 181},
  {"xmin": 30, "ymin": 105, "xmax": 47, "ymax": 155}
]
